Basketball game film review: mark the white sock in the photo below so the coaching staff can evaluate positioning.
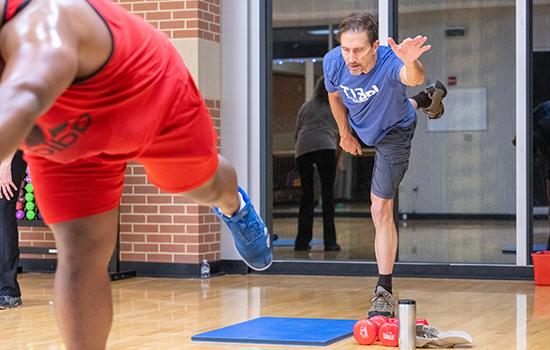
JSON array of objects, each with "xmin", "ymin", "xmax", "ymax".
[
  {"xmin": 238, "ymin": 191, "xmax": 246, "ymax": 211},
  {"xmin": 221, "ymin": 192, "xmax": 246, "ymax": 218}
]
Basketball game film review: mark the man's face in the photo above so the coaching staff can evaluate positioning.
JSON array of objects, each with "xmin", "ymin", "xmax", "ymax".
[{"xmin": 340, "ymin": 31, "xmax": 379, "ymax": 75}]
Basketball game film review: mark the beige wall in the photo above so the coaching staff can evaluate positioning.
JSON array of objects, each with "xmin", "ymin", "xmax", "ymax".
[
  {"xmin": 399, "ymin": 6, "xmax": 517, "ymax": 215},
  {"xmin": 534, "ymin": 4, "xmax": 550, "ymax": 50},
  {"xmin": 171, "ymin": 39, "xmax": 221, "ymax": 101}
]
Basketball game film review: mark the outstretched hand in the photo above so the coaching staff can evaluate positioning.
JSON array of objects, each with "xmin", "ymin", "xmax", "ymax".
[{"xmin": 388, "ymin": 35, "xmax": 431, "ymax": 64}]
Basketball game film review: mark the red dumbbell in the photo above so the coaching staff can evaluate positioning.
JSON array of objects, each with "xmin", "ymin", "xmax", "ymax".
[
  {"xmin": 416, "ymin": 318, "xmax": 429, "ymax": 325},
  {"xmin": 369, "ymin": 315, "xmax": 389, "ymax": 328},
  {"xmin": 379, "ymin": 322, "xmax": 399, "ymax": 347},
  {"xmin": 376, "ymin": 317, "xmax": 429, "ymax": 347},
  {"xmin": 386, "ymin": 316, "xmax": 428, "ymax": 325},
  {"xmin": 353, "ymin": 319, "xmax": 379, "ymax": 345}
]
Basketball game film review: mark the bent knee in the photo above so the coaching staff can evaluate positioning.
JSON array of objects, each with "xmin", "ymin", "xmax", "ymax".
[{"xmin": 370, "ymin": 200, "xmax": 393, "ymax": 222}]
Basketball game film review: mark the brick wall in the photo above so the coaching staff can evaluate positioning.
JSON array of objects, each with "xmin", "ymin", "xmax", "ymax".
[
  {"xmin": 119, "ymin": 165, "xmax": 220, "ymax": 264},
  {"xmin": 119, "ymin": 101, "xmax": 221, "ymax": 265},
  {"xmin": 205, "ymin": 99, "xmax": 221, "ymax": 141},
  {"xmin": 19, "ymin": 0, "xmax": 223, "ymax": 271},
  {"xmin": 274, "ymin": 72, "xmax": 305, "ymax": 133},
  {"xmin": 19, "ymin": 226, "xmax": 55, "ymax": 260},
  {"xmin": 115, "ymin": 0, "xmax": 220, "ymax": 41}
]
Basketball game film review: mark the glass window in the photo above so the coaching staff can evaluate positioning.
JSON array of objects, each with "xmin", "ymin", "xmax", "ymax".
[
  {"xmin": 531, "ymin": 1, "xmax": 550, "ymax": 255},
  {"xmin": 397, "ymin": 0, "xmax": 517, "ymax": 264},
  {"xmin": 270, "ymin": 0, "xmax": 519, "ymax": 265},
  {"xmin": 271, "ymin": 0, "xmax": 378, "ymax": 261}
]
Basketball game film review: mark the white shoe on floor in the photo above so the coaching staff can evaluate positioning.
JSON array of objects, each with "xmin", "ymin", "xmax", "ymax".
[{"xmin": 416, "ymin": 324, "xmax": 473, "ymax": 348}]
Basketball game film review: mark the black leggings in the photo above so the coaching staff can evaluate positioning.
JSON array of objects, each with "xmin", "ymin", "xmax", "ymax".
[
  {"xmin": 295, "ymin": 149, "xmax": 337, "ymax": 248},
  {"xmin": 0, "ymin": 151, "xmax": 27, "ymax": 297}
]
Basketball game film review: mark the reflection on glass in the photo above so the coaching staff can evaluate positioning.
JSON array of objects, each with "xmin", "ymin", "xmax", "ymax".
[
  {"xmin": 293, "ymin": 77, "xmax": 340, "ymax": 252},
  {"xmin": 397, "ymin": 1, "xmax": 516, "ymax": 264},
  {"xmin": 271, "ymin": 0, "xmax": 520, "ymax": 265},
  {"xmin": 271, "ymin": 1, "xmax": 378, "ymax": 261},
  {"xmin": 532, "ymin": 1, "xmax": 550, "ymax": 256}
]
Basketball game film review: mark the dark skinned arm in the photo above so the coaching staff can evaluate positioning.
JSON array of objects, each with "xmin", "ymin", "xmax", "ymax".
[{"xmin": 0, "ymin": 13, "xmax": 78, "ymax": 160}]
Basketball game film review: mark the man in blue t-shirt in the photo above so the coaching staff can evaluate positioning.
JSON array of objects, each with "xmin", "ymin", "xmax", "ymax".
[{"xmin": 323, "ymin": 12, "xmax": 447, "ymax": 318}]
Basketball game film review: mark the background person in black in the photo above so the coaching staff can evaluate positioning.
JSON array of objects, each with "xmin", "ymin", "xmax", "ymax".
[
  {"xmin": 0, "ymin": 150, "xmax": 27, "ymax": 309},
  {"xmin": 294, "ymin": 77, "xmax": 340, "ymax": 252}
]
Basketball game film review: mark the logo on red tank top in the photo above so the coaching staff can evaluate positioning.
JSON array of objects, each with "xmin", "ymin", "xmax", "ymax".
[{"xmin": 26, "ymin": 113, "xmax": 92, "ymax": 156}]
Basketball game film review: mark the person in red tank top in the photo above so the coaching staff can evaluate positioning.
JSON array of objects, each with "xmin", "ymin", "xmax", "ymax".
[{"xmin": 0, "ymin": 1, "xmax": 272, "ymax": 349}]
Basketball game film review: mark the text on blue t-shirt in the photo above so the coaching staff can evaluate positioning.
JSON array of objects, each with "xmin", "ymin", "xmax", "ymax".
[{"xmin": 323, "ymin": 45, "xmax": 416, "ymax": 145}]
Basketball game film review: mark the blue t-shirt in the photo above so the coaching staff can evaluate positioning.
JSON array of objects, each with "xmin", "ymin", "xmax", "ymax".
[{"xmin": 323, "ymin": 45, "xmax": 416, "ymax": 145}]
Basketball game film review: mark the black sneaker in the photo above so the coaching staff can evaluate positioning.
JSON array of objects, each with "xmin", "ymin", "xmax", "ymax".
[
  {"xmin": 422, "ymin": 80, "xmax": 448, "ymax": 119},
  {"xmin": 324, "ymin": 244, "xmax": 341, "ymax": 251},
  {"xmin": 0, "ymin": 295, "xmax": 22, "ymax": 309},
  {"xmin": 294, "ymin": 244, "xmax": 312, "ymax": 251}
]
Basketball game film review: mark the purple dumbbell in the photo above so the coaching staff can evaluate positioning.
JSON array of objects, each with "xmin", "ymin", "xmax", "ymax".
[{"xmin": 16, "ymin": 210, "xmax": 25, "ymax": 220}]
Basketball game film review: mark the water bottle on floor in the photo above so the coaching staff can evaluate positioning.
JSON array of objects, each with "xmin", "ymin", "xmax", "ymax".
[
  {"xmin": 200, "ymin": 258, "xmax": 211, "ymax": 279},
  {"xmin": 398, "ymin": 299, "xmax": 416, "ymax": 350}
]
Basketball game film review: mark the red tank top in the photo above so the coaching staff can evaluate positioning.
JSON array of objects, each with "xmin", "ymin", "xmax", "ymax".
[
  {"xmin": 3, "ymin": 0, "xmax": 30, "ymax": 22},
  {"xmin": 9, "ymin": 0, "xmax": 192, "ymax": 163}
]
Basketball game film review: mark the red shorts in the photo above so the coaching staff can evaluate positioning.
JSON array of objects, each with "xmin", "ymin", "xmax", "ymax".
[{"xmin": 25, "ymin": 80, "xmax": 218, "ymax": 224}]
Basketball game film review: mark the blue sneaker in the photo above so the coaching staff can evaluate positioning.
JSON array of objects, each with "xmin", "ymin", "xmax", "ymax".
[{"xmin": 212, "ymin": 187, "xmax": 272, "ymax": 271}]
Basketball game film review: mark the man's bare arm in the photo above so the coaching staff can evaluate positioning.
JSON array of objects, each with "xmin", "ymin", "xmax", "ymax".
[
  {"xmin": 328, "ymin": 91, "xmax": 362, "ymax": 156},
  {"xmin": 0, "ymin": 151, "xmax": 14, "ymax": 167},
  {"xmin": 388, "ymin": 36, "xmax": 430, "ymax": 87},
  {"xmin": 399, "ymin": 60, "xmax": 426, "ymax": 87},
  {"xmin": 0, "ymin": 17, "xmax": 79, "ymax": 159}
]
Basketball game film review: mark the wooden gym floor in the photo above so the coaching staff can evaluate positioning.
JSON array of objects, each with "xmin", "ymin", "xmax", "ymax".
[{"xmin": 0, "ymin": 273, "xmax": 549, "ymax": 349}]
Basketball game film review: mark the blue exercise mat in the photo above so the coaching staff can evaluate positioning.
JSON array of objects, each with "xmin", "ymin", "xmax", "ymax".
[
  {"xmin": 273, "ymin": 239, "xmax": 323, "ymax": 247},
  {"xmin": 192, "ymin": 316, "xmax": 356, "ymax": 346},
  {"xmin": 502, "ymin": 243, "xmax": 547, "ymax": 254}
]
